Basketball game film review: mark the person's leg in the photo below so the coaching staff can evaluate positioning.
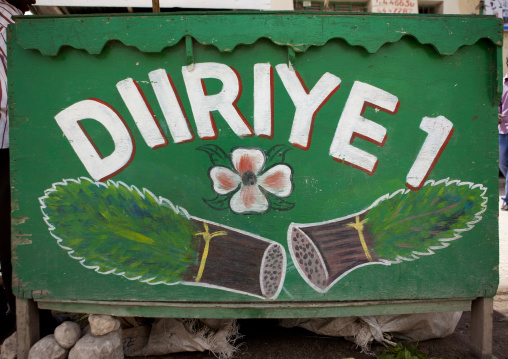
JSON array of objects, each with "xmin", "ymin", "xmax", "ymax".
[
  {"xmin": 0, "ymin": 148, "xmax": 13, "ymax": 315},
  {"xmin": 500, "ymin": 134, "xmax": 508, "ymax": 209}
]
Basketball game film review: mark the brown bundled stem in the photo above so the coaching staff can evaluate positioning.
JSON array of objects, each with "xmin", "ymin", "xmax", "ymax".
[
  {"xmin": 291, "ymin": 210, "xmax": 378, "ymax": 290},
  {"xmin": 185, "ymin": 218, "xmax": 285, "ymax": 299}
]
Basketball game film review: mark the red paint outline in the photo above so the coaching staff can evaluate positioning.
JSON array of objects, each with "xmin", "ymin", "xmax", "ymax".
[
  {"xmin": 333, "ymin": 98, "xmax": 399, "ymax": 174},
  {"xmin": 166, "ymin": 73, "xmax": 195, "ymax": 144},
  {"xmin": 290, "ymin": 73, "xmax": 341, "ymax": 151},
  {"xmin": 132, "ymin": 80, "xmax": 168, "ymax": 149},
  {"xmin": 258, "ymin": 66, "xmax": 275, "ymax": 139},
  {"xmin": 231, "ymin": 66, "xmax": 254, "ymax": 137},
  {"xmin": 350, "ymin": 132, "xmax": 387, "ymax": 147},
  {"xmin": 360, "ymin": 100, "xmax": 400, "ymax": 116},
  {"xmin": 405, "ymin": 128, "xmax": 455, "ymax": 191},
  {"xmin": 88, "ymin": 98, "xmax": 136, "ymax": 182},
  {"xmin": 200, "ymin": 79, "xmax": 219, "ymax": 140},
  {"xmin": 294, "ymin": 70, "xmax": 310, "ymax": 95},
  {"xmin": 77, "ymin": 121, "xmax": 104, "ymax": 160}
]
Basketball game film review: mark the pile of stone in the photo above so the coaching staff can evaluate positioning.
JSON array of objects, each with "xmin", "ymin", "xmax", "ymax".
[
  {"xmin": 0, "ymin": 332, "xmax": 16, "ymax": 359},
  {"xmin": 0, "ymin": 314, "xmax": 123, "ymax": 359},
  {"xmin": 1, "ymin": 316, "xmax": 241, "ymax": 359}
]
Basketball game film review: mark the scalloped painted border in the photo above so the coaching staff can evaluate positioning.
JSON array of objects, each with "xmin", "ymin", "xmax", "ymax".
[{"xmin": 11, "ymin": 12, "xmax": 503, "ymax": 56}]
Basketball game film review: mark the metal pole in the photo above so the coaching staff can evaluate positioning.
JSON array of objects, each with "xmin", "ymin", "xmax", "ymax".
[{"xmin": 152, "ymin": 0, "xmax": 160, "ymax": 12}]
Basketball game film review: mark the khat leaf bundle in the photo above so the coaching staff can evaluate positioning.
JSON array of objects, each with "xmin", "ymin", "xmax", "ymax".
[
  {"xmin": 288, "ymin": 179, "xmax": 487, "ymax": 293},
  {"xmin": 40, "ymin": 178, "xmax": 286, "ymax": 299}
]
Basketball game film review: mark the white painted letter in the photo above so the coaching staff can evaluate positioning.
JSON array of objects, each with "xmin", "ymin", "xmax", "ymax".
[
  {"xmin": 406, "ymin": 116, "xmax": 454, "ymax": 190},
  {"xmin": 254, "ymin": 63, "xmax": 274, "ymax": 138},
  {"xmin": 276, "ymin": 64, "xmax": 341, "ymax": 150},
  {"xmin": 149, "ymin": 69, "xmax": 194, "ymax": 144},
  {"xmin": 182, "ymin": 62, "xmax": 253, "ymax": 139},
  {"xmin": 329, "ymin": 81, "xmax": 399, "ymax": 175},
  {"xmin": 116, "ymin": 78, "xmax": 168, "ymax": 149},
  {"xmin": 55, "ymin": 99, "xmax": 135, "ymax": 181}
]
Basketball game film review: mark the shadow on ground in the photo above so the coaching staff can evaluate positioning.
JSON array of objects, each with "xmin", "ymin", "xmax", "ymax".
[{"xmin": 129, "ymin": 309, "xmax": 508, "ymax": 359}]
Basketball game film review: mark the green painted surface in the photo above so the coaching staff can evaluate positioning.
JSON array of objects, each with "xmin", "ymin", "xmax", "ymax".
[
  {"xmin": 11, "ymin": 12, "xmax": 503, "ymax": 55},
  {"xmin": 9, "ymin": 13, "xmax": 500, "ymax": 317},
  {"xmin": 36, "ymin": 299, "xmax": 473, "ymax": 319}
]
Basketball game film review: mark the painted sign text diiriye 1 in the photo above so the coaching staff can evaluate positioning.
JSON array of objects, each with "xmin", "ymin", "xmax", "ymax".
[{"xmin": 55, "ymin": 62, "xmax": 453, "ymax": 191}]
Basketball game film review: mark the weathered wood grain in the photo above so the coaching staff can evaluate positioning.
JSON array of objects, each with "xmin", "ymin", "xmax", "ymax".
[
  {"xmin": 8, "ymin": 13, "xmax": 500, "ymax": 315},
  {"xmin": 16, "ymin": 298, "xmax": 40, "ymax": 359},
  {"xmin": 35, "ymin": 298, "xmax": 473, "ymax": 318},
  {"xmin": 471, "ymin": 297, "xmax": 493, "ymax": 359},
  {"xmin": 11, "ymin": 13, "xmax": 502, "ymax": 56}
]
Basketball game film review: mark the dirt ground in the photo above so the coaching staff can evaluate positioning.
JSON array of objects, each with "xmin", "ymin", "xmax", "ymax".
[
  {"xmin": 0, "ymin": 294, "xmax": 507, "ymax": 358},
  {"xmin": 127, "ymin": 294, "xmax": 508, "ymax": 359}
]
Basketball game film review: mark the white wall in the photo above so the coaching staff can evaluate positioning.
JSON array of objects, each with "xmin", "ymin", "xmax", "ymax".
[
  {"xmin": 271, "ymin": 0, "xmax": 294, "ymax": 10},
  {"xmin": 458, "ymin": 0, "xmax": 480, "ymax": 14},
  {"xmin": 30, "ymin": 0, "xmax": 479, "ymax": 13},
  {"xmin": 35, "ymin": 0, "xmax": 276, "ymax": 9}
]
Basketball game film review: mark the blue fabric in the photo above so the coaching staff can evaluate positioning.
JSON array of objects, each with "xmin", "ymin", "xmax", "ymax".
[{"xmin": 500, "ymin": 133, "xmax": 508, "ymax": 202}]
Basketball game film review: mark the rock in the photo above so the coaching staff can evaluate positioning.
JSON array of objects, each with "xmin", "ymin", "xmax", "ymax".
[
  {"xmin": 81, "ymin": 325, "xmax": 90, "ymax": 337},
  {"xmin": 28, "ymin": 335, "xmax": 67, "ymax": 359},
  {"xmin": 54, "ymin": 321, "xmax": 81, "ymax": 349},
  {"xmin": 122, "ymin": 326, "xmax": 151, "ymax": 357},
  {"xmin": 68, "ymin": 328, "xmax": 123, "ymax": 359},
  {"xmin": 1, "ymin": 332, "xmax": 17, "ymax": 359},
  {"xmin": 88, "ymin": 314, "xmax": 120, "ymax": 336}
]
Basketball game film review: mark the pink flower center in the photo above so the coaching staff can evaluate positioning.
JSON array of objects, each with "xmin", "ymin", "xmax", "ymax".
[{"xmin": 236, "ymin": 154, "xmax": 254, "ymax": 174}]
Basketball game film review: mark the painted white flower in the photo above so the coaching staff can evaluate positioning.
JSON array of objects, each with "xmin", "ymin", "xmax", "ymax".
[{"xmin": 209, "ymin": 147, "xmax": 293, "ymax": 214}]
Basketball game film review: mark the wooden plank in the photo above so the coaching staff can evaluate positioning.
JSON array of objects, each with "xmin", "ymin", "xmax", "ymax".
[
  {"xmin": 16, "ymin": 298, "xmax": 40, "ymax": 359},
  {"xmin": 152, "ymin": 0, "xmax": 159, "ymax": 12},
  {"xmin": 11, "ymin": 13, "xmax": 503, "ymax": 56},
  {"xmin": 8, "ymin": 12, "xmax": 501, "ymax": 319},
  {"xmin": 36, "ymin": 299, "xmax": 472, "ymax": 319},
  {"xmin": 471, "ymin": 297, "xmax": 493, "ymax": 359}
]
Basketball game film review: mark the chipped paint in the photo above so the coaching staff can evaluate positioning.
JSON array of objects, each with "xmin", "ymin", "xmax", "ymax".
[
  {"xmin": 12, "ymin": 231, "xmax": 32, "ymax": 248},
  {"xmin": 12, "ymin": 216, "xmax": 29, "ymax": 226},
  {"xmin": 32, "ymin": 290, "xmax": 51, "ymax": 297}
]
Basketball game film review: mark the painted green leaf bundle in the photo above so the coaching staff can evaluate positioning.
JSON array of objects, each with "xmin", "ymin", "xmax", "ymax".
[
  {"xmin": 40, "ymin": 178, "xmax": 199, "ymax": 284},
  {"xmin": 288, "ymin": 179, "xmax": 487, "ymax": 293},
  {"xmin": 365, "ymin": 179, "xmax": 486, "ymax": 261},
  {"xmin": 40, "ymin": 178, "xmax": 286, "ymax": 299}
]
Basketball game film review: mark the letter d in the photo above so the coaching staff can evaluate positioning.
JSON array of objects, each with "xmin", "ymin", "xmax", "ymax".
[{"xmin": 55, "ymin": 99, "xmax": 135, "ymax": 181}]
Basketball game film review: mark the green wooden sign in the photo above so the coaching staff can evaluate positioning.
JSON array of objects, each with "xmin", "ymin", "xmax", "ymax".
[{"xmin": 9, "ymin": 12, "xmax": 501, "ymax": 317}]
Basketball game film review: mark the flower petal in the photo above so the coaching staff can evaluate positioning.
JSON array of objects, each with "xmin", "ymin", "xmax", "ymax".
[
  {"xmin": 209, "ymin": 166, "xmax": 240, "ymax": 195},
  {"xmin": 231, "ymin": 147, "xmax": 266, "ymax": 175},
  {"xmin": 259, "ymin": 164, "xmax": 293, "ymax": 197},
  {"xmin": 230, "ymin": 185, "xmax": 268, "ymax": 214}
]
